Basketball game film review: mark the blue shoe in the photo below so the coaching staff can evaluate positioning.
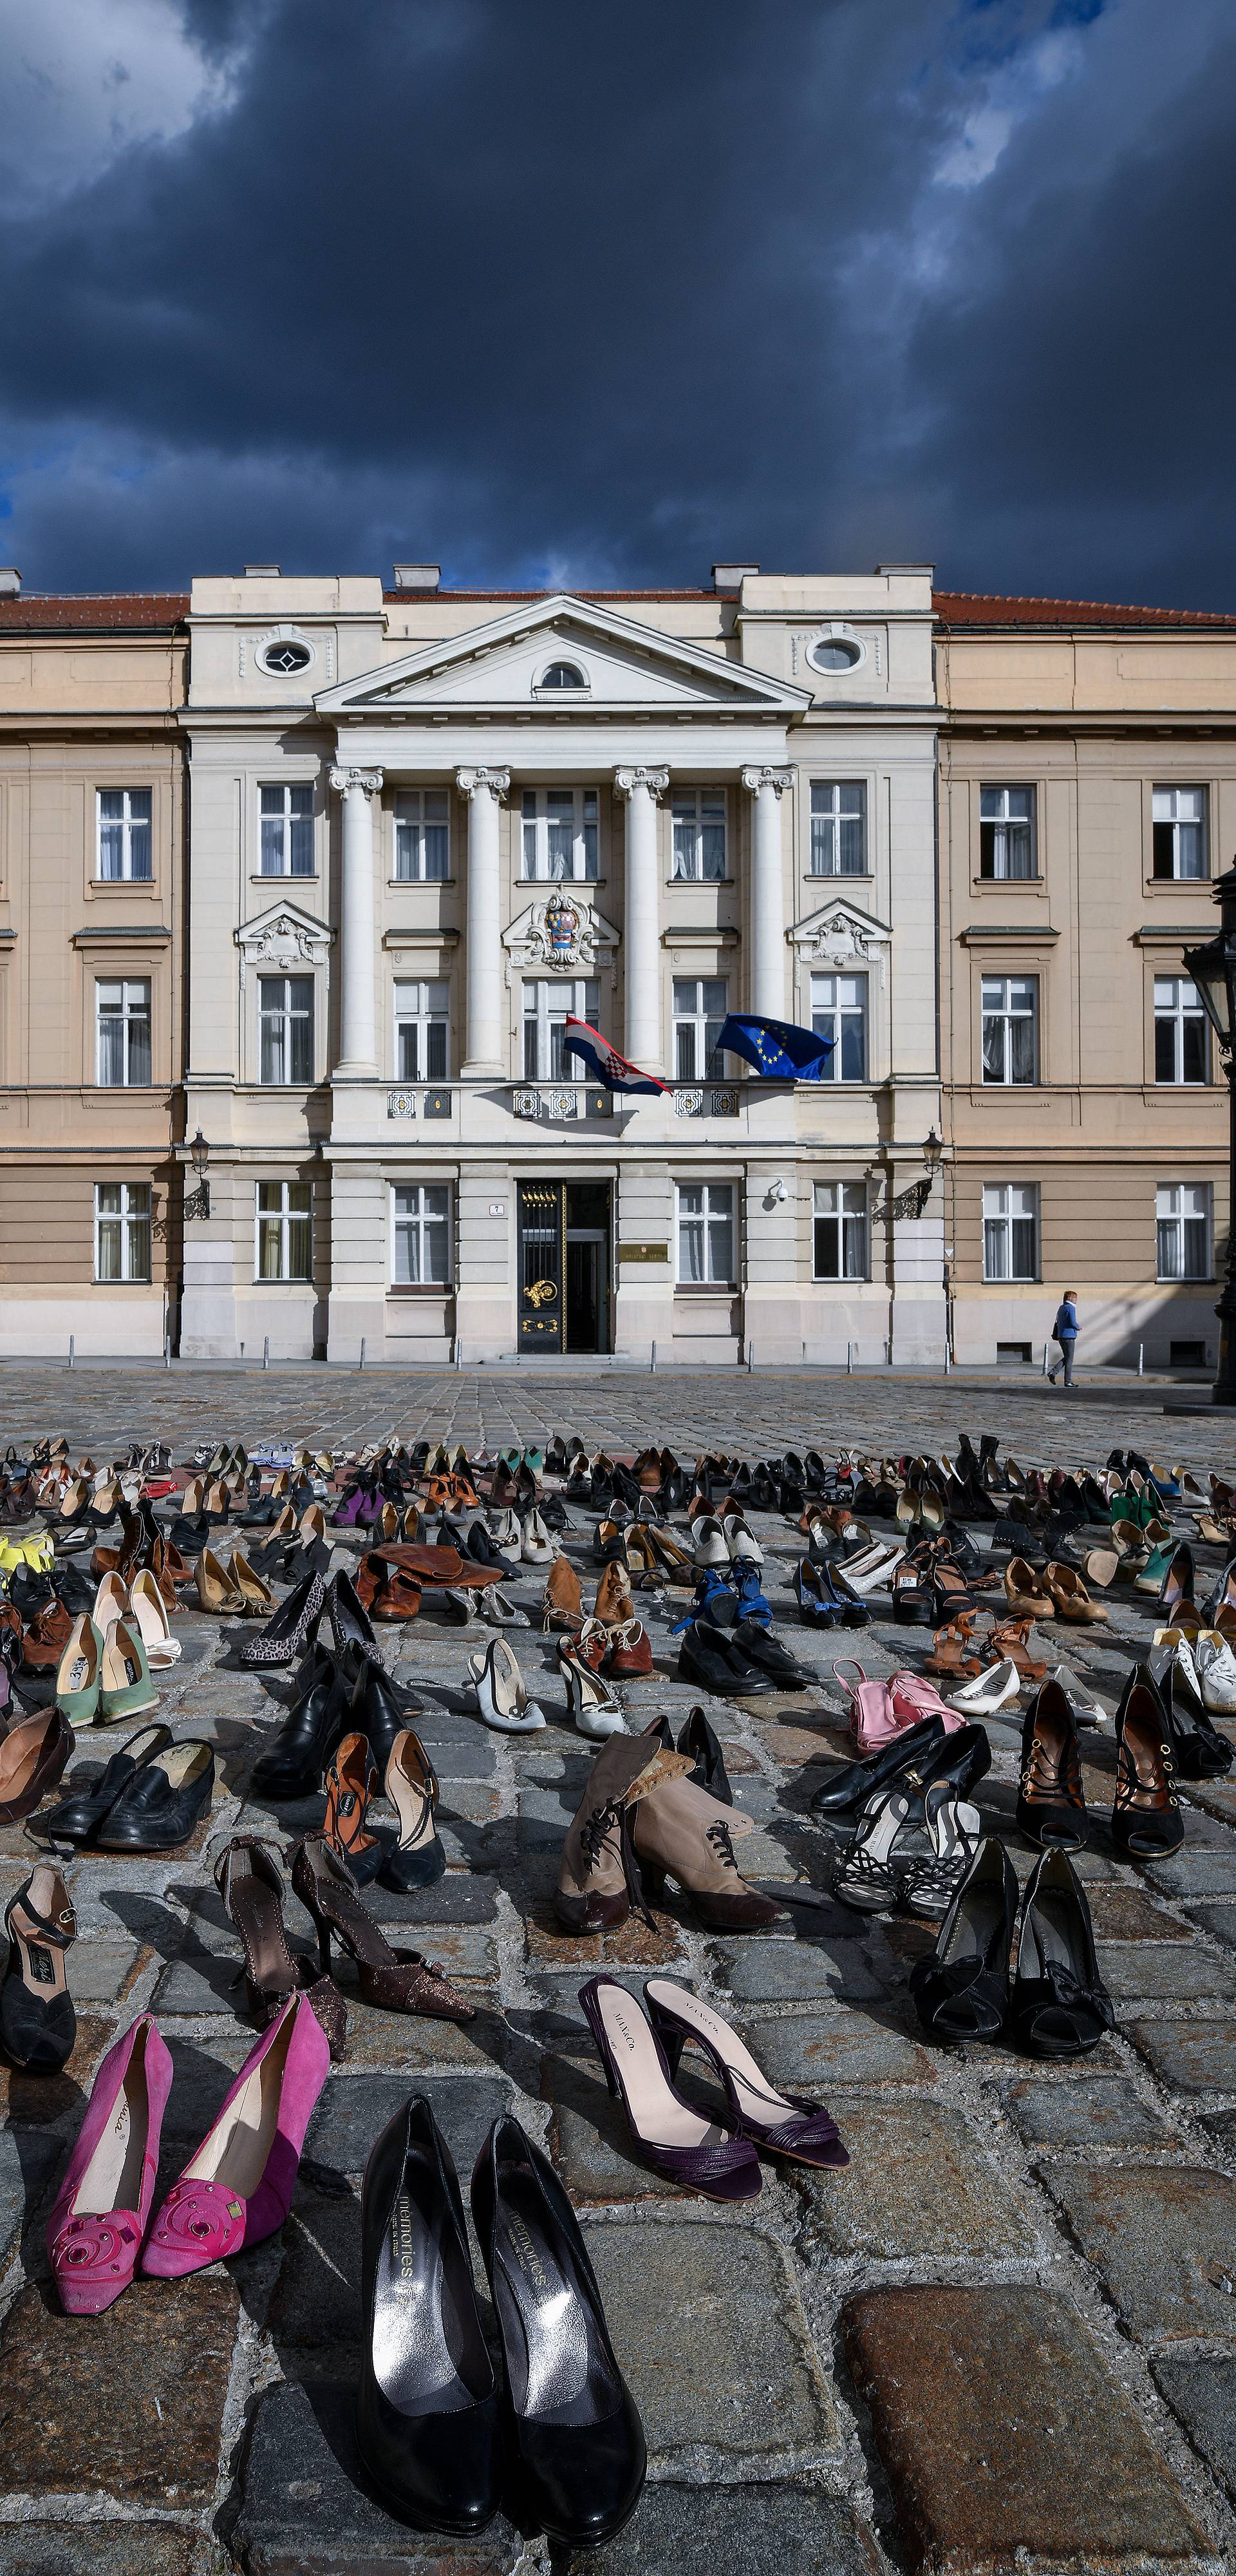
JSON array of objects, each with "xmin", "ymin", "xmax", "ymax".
[
  {"xmin": 671, "ymin": 1567, "xmax": 738, "ymax": 1631},
  {"xmin": 733, "ymin": 1564, "xmax": 771, "ymax": 1627}
]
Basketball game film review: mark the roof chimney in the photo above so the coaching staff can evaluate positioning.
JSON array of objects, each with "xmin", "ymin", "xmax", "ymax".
[
  {"xmin": 243, "ymin": 564, "xmax": 281, "ymax": 578},
  {"xmin": 712, "ymin": 562, "xmax": 759, "ymax": 591},
  {"xmin": 393, "ymin": 564, "xmax": 441, "ymax": 591},
  {"xmin": 0, "ymin": 569, "xmax": 21, "ymax": 598}
]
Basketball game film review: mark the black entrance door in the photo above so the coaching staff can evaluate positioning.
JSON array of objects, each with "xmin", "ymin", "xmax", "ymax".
[
  {"xmin": 565, "ymin": 1182, "xmax": 612, "ymax": 1354},
  {"xmin": 518, "ymin": 1182, "xmax": 565, "ymax": 1352}
]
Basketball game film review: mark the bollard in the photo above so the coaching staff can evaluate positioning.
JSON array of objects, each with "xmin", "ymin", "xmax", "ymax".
[
  {"xmin": 747, "ymin": 1340, "xmax": 755, "ymax": 1372},
  {"xmin": 650, "ymin": 1340, "xmax": 657, "ymax": 1373},
  {"xmin": 263, "ymin": 1336, "xmax": 269, "ymax": 1370},
  {"xmin": 164, "ymin": 1333, "xmax": 171, "ymax": 1370},
  {"xmin": 846, "ymin": 1340, "xmax": 853, "ymax": 1374},
  {"xmin": 944, "ymin": 1343, "xmax": 951, "ymax": 1375},
  {"xmin": 1042, "ymin": 1343, "xmax": 1050, "ymax": 1376},
  {"xmin": 1138, "ymin": 1343, "xmax": 1145, "ymax": 1377},
  {"xmin": 359, "ymin": 1337, "xmax": 366, "ymax": 1372},
  {"xmin": 68, "ymin": 1334, "xmax": 74, "ymax": 1370}
]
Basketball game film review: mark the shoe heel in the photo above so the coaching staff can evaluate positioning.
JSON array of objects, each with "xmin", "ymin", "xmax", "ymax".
[
  {"xmin": 576, "ymin": 1980, "xmax": 622, "ymax": 2098},
  {"xmin": 641, "ymin": 1862, "xmax": 667, "ymax": 1908},
  {"xmin": 650, "ymin": 2012, "xmax": 684, "ymax": 2080},
  {"xmin": 314, "ymin": 1919, "xmax": 332, "ymax": 1976}
]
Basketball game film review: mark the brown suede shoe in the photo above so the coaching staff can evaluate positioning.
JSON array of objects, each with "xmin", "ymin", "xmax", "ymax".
[
  {"xmin": 555, "ymin": 1734, "xmax": 692, "ymax": 1933},
  {"xmin": 542, "ymin": 1555, "xmax": 583, "ymax": 1631},
  {"xmin": 0, "ymin": 1708, "xmax": 73, "ymax": 1823},
  {"xmin": 594, "ymin": 1562, "xmax": 634, "ymax": 1628},
  {"xmin": 633, "ymin": 1773, "xmax": 787, "ymax": 1929},
  {"xmin": 21, "ymin": 1601, "xmax": 74, "ymax": 1671}
]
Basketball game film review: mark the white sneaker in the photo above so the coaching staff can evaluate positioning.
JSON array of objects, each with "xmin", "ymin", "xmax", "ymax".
[
  {"xmin": 1195, "ymin": 1629, "xmax": 1236, "ymax": 1712},
  {"xmin": 467, "ymin": 1638, "xmax": 546, "ymax": 1732},
  {"xmin": 948, "ymin": 1656, "xmax": 1020, "ymax": 1715}
]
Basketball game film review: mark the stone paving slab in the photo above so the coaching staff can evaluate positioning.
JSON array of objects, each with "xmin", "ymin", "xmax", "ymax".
[
  {"xmin": 1153, "ymin": 2357, "xmax": 1236, "ymax": 2510},
  {"xmin": 588, "ymin": 2482, "xmax": 876, "ymax": 2573},
  {"xmin": 997, "ymin": 2069, "xmax": 1183, "ymax": 2150},
  {"xmin": 234, "ymin": 2378, "xmax": 519, "ymax": 2572},
  {"xmin": 1126, "ymin": 2017, "xmax": 1236, "ymax": 2096},
  {"xmin": 1043, "ymin": 2164, "xmax": 1236, "ymax": 2341},
  {"xmin": 0, "ymin": 2533, "xmax": 215, "ymax": 2576},
  {"xmin": 0, "ymin": 2276, "xmax": 239, "ymax": 2506},
  {"xmin": 801, "ymin": 2097, "xmax": 1040, "ymax": 2260}
]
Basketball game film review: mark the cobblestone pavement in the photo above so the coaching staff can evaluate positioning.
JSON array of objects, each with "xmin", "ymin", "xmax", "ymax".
[{"xmin": 0, "ymin": 1386, "xmax": 1234, "ymax": 2573}]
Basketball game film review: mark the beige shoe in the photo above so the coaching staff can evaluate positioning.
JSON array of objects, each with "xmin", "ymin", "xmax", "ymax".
[
  {"xmin": 196, "ymin": 1548, "xmax": 245, "ymax": 1614},
  {"xmin": 230, "ymin": 1551, "xmax": 275, "ymax": 1617},
  {"xmin": 555, "ymin": 1734, "xmax": 691, "ymax": 1933},
  {"xmin": 129, "ymin": 1568, "xmax": 181, "ymax": 1667},
  {"xmin": 594, "ymin": 1562, "xmax": 634, "ymax": 1627},
  {"xmin": 632, "ymin": 1774, "xmax": 787, "ymax": 1929},
  {"xmin": 542, "ymin": 1553, "xmax": 583, "ymax": 1631}
]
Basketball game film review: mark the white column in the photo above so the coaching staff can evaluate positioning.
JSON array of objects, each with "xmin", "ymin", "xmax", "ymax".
[
  {"xmin": 456, "ymin": 767, "xmax": 510, "ymax": 1074},
  {"xmin": 328, "ymin": 764, "xmax": 382, "ymax": 1075},
  {"xmin": 613, "ymin": 766, "xmax": 668, "ymax": 1071},
  {"xmin": 743, "ymin": 765, "xmax": 793, "ymax": 1021}
]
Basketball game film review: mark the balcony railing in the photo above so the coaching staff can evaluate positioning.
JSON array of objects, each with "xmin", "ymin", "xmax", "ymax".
[
  {"xmin": 511, "ymin": 1084, "xmax": 613, "ymax": 1121},
  {"xmin": 386, "ymin": 1086, "xmax": 453, "ymax": 1121},
  {"xmin": 673, "ymin": 1083, "xmax": 740, "ymax": 1117}
]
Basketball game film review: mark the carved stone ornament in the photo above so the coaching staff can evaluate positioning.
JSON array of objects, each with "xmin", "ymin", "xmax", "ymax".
[
  {"xmin": 790, "ymin": 901, "xmax": 892, "ymax": 969},
  {"xmin": 612, "ymin": 766, "xmax": 669, "ymax": 801},
  {"xmin": 236, "ymin": 904, "xmax": 333, "ymax": 989},
  {"xmin": 328, "ymin": 765, "xmax": 384, "ymax": 797},
  {"xmin": 454, "ymin": 766, "xmax": 511, "ymax": 802},
  {"xmin": 503, "ymin": 897, "xmax": 620, "ymax": 980},
  {"xmin": 740, "ymin": 766, "xmax": 794, "ymax": 798}
]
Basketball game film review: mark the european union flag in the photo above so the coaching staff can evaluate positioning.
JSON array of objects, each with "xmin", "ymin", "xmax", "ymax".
[{"xmin": 716, "ymin": 1012, "xmax": 835, "ymax": 1081}]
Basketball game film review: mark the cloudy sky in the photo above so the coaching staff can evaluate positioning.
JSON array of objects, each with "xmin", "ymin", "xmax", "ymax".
[{"xmin": 0, "ymin": 0, "xmax": 1232, "ymax": 605}]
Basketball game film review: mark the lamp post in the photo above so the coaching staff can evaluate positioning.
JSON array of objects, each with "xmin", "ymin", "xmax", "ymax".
[
  {"xmin": 185, "ymin": 1129, "xmax": 211, "ymax": 1224},
  {"xmin": 1183, "ymin": 861, "xmax": 1236, "ymax": 1405}
]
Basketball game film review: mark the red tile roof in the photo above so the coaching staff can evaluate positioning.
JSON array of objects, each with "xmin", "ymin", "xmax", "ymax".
[
  {"xmin": 932, "ymin": 591, "xmax": 1236, "ymax": 629},
  {"xmin": 0, "ymin": 593, "xmax": 189, "ymax": 630}
]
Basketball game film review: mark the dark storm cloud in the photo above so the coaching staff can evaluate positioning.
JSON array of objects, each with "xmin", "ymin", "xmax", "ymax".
[{"xmin": 0, "ymin": 0, "xmax": 1232, "ymax": 603}]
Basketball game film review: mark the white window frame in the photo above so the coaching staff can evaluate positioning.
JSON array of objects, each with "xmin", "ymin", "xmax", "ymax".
[
  {"xmin": 813, "ymin": 1181, "xmax": 868, "ymax": 1280},
  {"xmin": 521, "ymin": 976, "xmax": 599, "ymax": 1080},
  {"xmin": 94, "ymin": 1182, "xmax": 151, "ymax": 1283},
  {"xmin": 810, "ymin": 972, "xmax": 868, "ymax": 1082},
  {"xmin": 979, "ymin": 786, "xmax": 1036, "ymax": 880},
  {"xmin": 259, "ymin": 782, "xmax": 315, "ymax": 878},
  {"xmin": 1156, "ymin": 1182, "xmax": 1211, "ymax": 1282},
  {"xmin": 982, "ymin": 1182, "xmax": 1039, "ymax": 1282},
  {"xmin": 394, "ymin": 788, "xmax": 450, "ymax": 882},
  {"xmin": 981, "ymin": 974, "xmax": 1039, "ymax": 1085},
  {"xmin": 256, "ymin": 1180, "xmax": 313, "ymax": 1283},
  {"xmin": 534, "ymin": 660, "xmax": 589, "ymax": 694},
  {"xmin": 520, "ymin": 786, "xmax": 599, "ymax": 881},
  {"xmin": 95, "ymin": 979, "xmax": 152, "ymax": 1087},
  {"xmin": 393, "ymin": 979, "xmax": 449, "ymax": 1083},
  {"xmin": 1154, "ymin": 975, "xmax": 1208, "ymax": 1085},
  {"xmin": 258, "ymin": 974, "xmax": 314, "ymax": 1086},
  {"xmin": 391, "ymin": 1182, "xmax": 452, "ymax": 1286},
  {"xmin": 809, "ymin": 781, "xmax": 867, "ymax": 875},
  {"xmin": 1152, "ymin": 786, "xmax": 1208, "ymax": 882},
  {"xmin": 675, "ymin": 1181, "xmax": 736, "ymax": 1285},
  {"xmin": 672, "ymin": 977, "xmax": 727, "ymax": 1081},
  {"xmin": 96, "ymin": 788, "xmax": 153, "ymax": 882},
  {"xmin": 671, "ymin": 788, "xmax": 727, "ymax": 882}
]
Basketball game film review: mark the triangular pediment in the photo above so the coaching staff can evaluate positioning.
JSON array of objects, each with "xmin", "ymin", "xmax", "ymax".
[
  {"xmin": 789, "ymin": 898, "xmax": 891, "ymax": 963},
  {"xmin": 236, "ymin": 899, "xmax": 333, "ymax": 968},
  {"xmin": 316, "ymin": 593, "xmax": 809, "ymax": 718}
]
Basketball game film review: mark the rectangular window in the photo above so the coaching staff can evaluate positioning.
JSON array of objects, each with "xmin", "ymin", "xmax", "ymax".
[
  {"xmin": 94, "ymin": 1182, "xmax": 151, "ymax": 1282},
  {"xmin": 521, "ymin": 976, "xmax": 600, "ymax": 1080},
  {"xmin": 392, "ymin": 1183, "xmax": 451, "ymax": 1285},
  {"xmin": 259, "ymin": 974, "xmax": 314, "ymax": 1084},
  {"xmin": 671, "ymin": 788, "xmax": 726, "ymax": 881},
  {"xmin": 95, "ymin": 979, "xmax": 151, "ymax": 1086},
  {"xmin": 809, "ymin": 781, "xmax": 866, "ymax": 875},
  {"xmin": 979, "ymin": 786, "xmax": 1035, "ymax": 880},
  {"xmin": 393, "ymin": 979, "xmax": 449, "ymax": 1082},
  {"xmin": 813, "ymin": 1181, "xmax": 868, "ymax": 1279},
  {"xmin": 1154, "ymin": 975, "xmax": 1208, "ymax": 1084},
  {"xmin": 1152, "ymin": 786, "xmax": 1207, "ymax": 881},
  {"xmin": 521, "ymin": 787, "xmax": 599, "ymax": 881},
  {"xmin": 97, "ymin": 788, "xmax": 153, "ymax": 882},
  {"xmin": 256, "ymin": 1180, "xmax": 312, "ymax": 1282},
  {"xmin": 981, "ymin": 974, "xmax": 1038, "ymax": 1084},
  {"xmin": 672, "ymin": 977, "xmax": 727, "ymax": 1080},
  {"xmin": 676, "ymin": 1181, "xmax": 735, "ymax": 1283},
  {"xmin": 1157, "ymin": 1182, "xmax": 1211, "ymax": 1281},
  {"xmin": 982, "ymin": 1182, "xmax": 1039, "ymax": 1282},
  {"xmin": 394, "ymin": 788, "xmax": 449, "ymax": 881},
  {"xmin": 810, "ymin": 972, "xmax": 868, "ymax": 1081},
  {"xmin": 259, "ymin": 783, "xmax": 314, "ymax": 877}
]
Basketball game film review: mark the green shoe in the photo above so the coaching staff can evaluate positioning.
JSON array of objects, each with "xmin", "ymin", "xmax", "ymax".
[
  {"xmin": 98, "ymin": 1616, "xmax": 159, "ymax": 1721},
  {"xmin": 521, "ymin": 1448, "xmax": 545, "ymax": 1474},
  {"xmin": 1134, "ymin": 1544, "xmax": 1173, "ymax": 1595},
  {"xmin": 55, "ymin": 1615, "xmax": 104, "ymax": 1726}
]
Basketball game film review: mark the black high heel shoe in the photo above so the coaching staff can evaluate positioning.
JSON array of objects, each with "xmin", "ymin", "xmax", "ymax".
[
  {"xmin": 1, "ymin": 1866, "xmax": 77, "ymax": 2070},
  {"xmin": 238, "ymin": 1568, "xmax": 326, "ymax": 1671},
  {"xmin": 214, "ymin": 1834, "xmax": 347, "ymax": 2058},
  {"xmin": 1016, "ymin": 1678, "xmax": 1089, "ymax": 1850},
  {"xmin": 249, "ymin": 1651, "xmax": 351, "ymax": 1800},
  {"xmin": 646, "ymin": 1705, "xmax": 732, "ymax": 1804},
  {"xmin": 1111, "ymin": 1667, "xmax": 1184, "ymax": 1859},
  {"xmin": 357, "ymin": 2094, "xmax": 501, "ymax": 2534},
  {"xmin": 1011, "ymin": 1848, "xmax": 1114, "ymax": 2057},
  {"xmin": 471, "ymin": 2114, "xmax": 646, "ymax": 2550},
  {"xmin": 910, "ymin": 1836, "xmax": 1018, "ymax": 2042}
]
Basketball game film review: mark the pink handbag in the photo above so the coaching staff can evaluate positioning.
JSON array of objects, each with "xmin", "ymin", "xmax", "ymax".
[
  {"xmin": 834, "ymin": 1660, "xmax": 902, "ymax": 1753},
  {"xmin": 889, "ymin": 1670, "xmax": 967, "ymax": 1736}
]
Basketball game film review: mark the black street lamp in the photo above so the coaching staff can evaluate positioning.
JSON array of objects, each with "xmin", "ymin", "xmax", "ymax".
[
  {"xmin": 1183, "ymin": 861, "xmax": 1236, "ymax": 1405},
  {"xmin": 185, "ymin": 1129, "xmax": 211, "ymax": 1223}
]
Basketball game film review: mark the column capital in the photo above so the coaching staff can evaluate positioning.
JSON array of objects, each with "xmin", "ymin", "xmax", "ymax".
[
  {"xmin": 613, "ymin": 765, "xmax": 670, "ymax": 800},
  {"xmin": 455, "ymin": 765, "xmax": 510, "ymax": 801},
  {"xmin": 741, "ymin": 764, "xmax": 794, "ymax": 797},
  {"xmin": 328, "ymin": 764, "xmax": 384, "ymax": 797}
]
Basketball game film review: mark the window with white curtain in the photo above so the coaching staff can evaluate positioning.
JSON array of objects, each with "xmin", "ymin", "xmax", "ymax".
[
  {"xmin": 521, "ymin": 977, "xmax": 599, "ymax": 1079},
  {"xmin": 96, "ymin": 980, "xmax": 151, "ymax": 1086},
  {"xmin": 393, "ymin": 980, "xmax": 449, "ymax": 1082},
  {"xmin": 97, "ymin": 788, "xmax": 152, "ymax": 881},
  {"xmin": 1157, "ymin": 1182, "xmax": 1211, "ymax": 1281},
  {"xmin": 1152, "ymin": 787, "xmax": 1207, "ymax": 881},
  {"xmin": 809, "ymin": 781, "xmax": 866, "ymax": 875},
  {"xmin": 395, "ymin": 790, "xmax": 449, "ymax": 881},
  {"xmin": 676, "ymin": 1182, "xmax": 735, "ymax": 1283},
  {"xmin": 813, "ymin": 1182, "xmax": 868, "ymax": 1279},
  {"xmin": 979, "ymin": 786, "xmax": 1035, "ymax": 880},
  {"xmin": 259, "ymin": 975, "xmax": 314, "ymax": 1084},
  {"xmin": 392, "ymin": 1184, "xmax": 451, "ymax": 1285},
  {"xmin": 671, "ymin": 789, "xmax": 726, "ymax": 881},
  {"xmin": 982, "ymin": 1182, "xmax": 1039, "ymax": 1280},
  {"xmin": 521, "ymin": 788, "xmax": 599, "ymax": 880},
  {"xmin": 256, "ymin": 1181, "xmax": 312, "ymax": 1282},
  {"xmin": 94, "ymin": 1183, "xmax": 151, "ymax": 1282},
  {"xmin": 810, "ymin": 972, "xmax": 867, "ymax": 1081},
  {"xmin": 672, "ymin": 978, "xmax": 727, "ymax": 1080},
  {"xmin": 1154, "ymin": 976, "xmax": 1208, "ymax": 1084},
  {"xmin": 981, "ymin": 976, "xmax": 1038, "ymax": 1084},
  {"xmin": 259, "ymin": 783, "xmax": 314, "ymax": 876}
]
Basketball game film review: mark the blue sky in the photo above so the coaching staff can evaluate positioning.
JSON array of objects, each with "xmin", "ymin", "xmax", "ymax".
[{"xmin": 0, "ymin": 0, "xmax": 1231, "ymax": 604}]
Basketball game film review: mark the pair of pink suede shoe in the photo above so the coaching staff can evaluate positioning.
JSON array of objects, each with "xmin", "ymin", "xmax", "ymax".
[
  {"xmin": 834, "ymin": 1660, "xmax": 966, "ymax": 1754},
  {"xmin": 46, "ymin": 1991, "xmax": 330, "ymax": 2315}
]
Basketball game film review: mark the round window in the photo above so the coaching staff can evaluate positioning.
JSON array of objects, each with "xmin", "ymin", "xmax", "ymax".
[
  {"xmin": 807, "ymin": 635, "xmax": 863, "ymax": 674},
  {"xmin": 261, "ymin": 639, "xmax": 312, "ymax": 676},
  {"xmin": 538, "ymin": 660, "xmax": 587, "ymax": 689}
]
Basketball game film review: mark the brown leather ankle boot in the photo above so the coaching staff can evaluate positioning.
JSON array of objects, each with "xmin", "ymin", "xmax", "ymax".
[
  {"xmin": 632, "ymin": 1774, "xmax": 787, "ymax": 1929},
  {"xmin": 556, "ymin": 1735, "xmax": 691, "ymax": 1933}
]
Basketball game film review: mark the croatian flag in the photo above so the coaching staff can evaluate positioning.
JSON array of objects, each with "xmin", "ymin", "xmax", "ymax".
[{"xmin": 561, "ymin": 1017, "xmax": 668, "ymax": 1095}]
